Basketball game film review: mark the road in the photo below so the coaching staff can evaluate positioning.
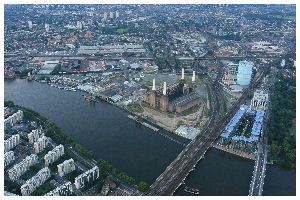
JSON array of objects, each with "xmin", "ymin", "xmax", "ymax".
[
  {"xmin": 249, "ymin": 103, "xmax": 270, "ymax": 196},
  {"xmin": 249, "ymin": 140, "xmax": 268, "ymax": 196}
]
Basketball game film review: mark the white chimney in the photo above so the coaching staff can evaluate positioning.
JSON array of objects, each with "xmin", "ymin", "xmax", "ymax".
[
  {"xmin": 152, "ymin": 78, "xmax": 156, "ymax": 91},
  {"xmin": 192, "ymin": 71, "xmax": 195, "ymax": 82},
  {"xmin": 181, "ymin": 68, "xmax": 185, "ymax": 80},
  {"xmin": 163, "ymin": 82, "xmax": 167, "ymax": 95}
]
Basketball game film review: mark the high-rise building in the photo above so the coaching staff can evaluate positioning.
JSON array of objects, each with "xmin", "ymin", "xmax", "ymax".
[
  {"xmin": 103, "ymin": 12, "xmax": 108, "ymax": 21},
  {"xmin": 109, "ymin": 12, "xmax": 114, "ymax": 19},
  {"xmin": 4, "ymin": 134, "xmax": 20, "ymax": 153},
  {"xmin": 4, "ymin": 151, "xmax": 15, "ymax": 168},
  {"xmin": 250, "ymin": 89, "xmax": 269, "ymax": 111},
  {"xmin": 28, "ymin": 21, "xmax": 33, "ymax": 29},
  {"xmin": 57, "ymin": 159, "xmax": 75, "ymax": 177},
  {"xmin": 120, "ymin": 59, "xmax": 130, "ymax": 80},
  {"xmin": 45, "ymin": 182, "xmax": 73, "ymax": 196},
  {"xmin": 115, "ymin": 11, "xmax": 119, "ymax": 18},
  {"xmin": 45, "ymin": 23, "xmax": 50, "ymax": 32},
  {"xmin": 28, "ymin": 127, "xmax": 44, "ymax": 144},
  {"xmin": 236, "ymin": 61, "xmax": 253, "ymax": 86},
  {"xmin": 33, "ymin": 136, "xmax": 48, "ymax": 154},
  {"xmin": 74, "ymin": 166, "xmax": 99, "ymax": 189},
  {"xmin": 4, "ymin": 110, "xmax": 23, "ymax": 127},
  {"xmin": 20, "ymin": 167, "xmax": 51, "ymax": 196},
  {"xmin": 8, "ymin": 154, "xmax": 38, "ymax": 181},
  {"xmin": 77, "ymin": 21, "xmax": 83, "ymax": 29},
  {"xmin": 44, "ymin": 144, "xmax": 64, "ymax": 166}
]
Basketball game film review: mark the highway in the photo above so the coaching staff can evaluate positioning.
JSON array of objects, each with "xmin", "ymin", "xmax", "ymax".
[
  {"xmin": 145, "ymin": 63, "xmax": 272, "ymax": 196},
  {"xmin": 249, "ymin": 102, "xmax": 270, "ymax": 196},
  {"xmin": 249, "ymin": 142, "xmax": 267, "ymax": 196}
]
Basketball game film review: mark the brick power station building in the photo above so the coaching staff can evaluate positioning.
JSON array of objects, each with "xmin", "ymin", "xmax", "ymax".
[{"xmin": 144, "ymin": 69, "xmax": 201, "ymax": 113}]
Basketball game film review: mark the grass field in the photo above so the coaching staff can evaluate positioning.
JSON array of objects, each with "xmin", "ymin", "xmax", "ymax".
[{"xmin": 115, "ymin": 28, "xmax": 129, "ymax": 34}]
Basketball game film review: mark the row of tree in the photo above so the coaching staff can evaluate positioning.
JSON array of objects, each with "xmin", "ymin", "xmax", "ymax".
[
  {"xmin": 5, "ymin": 100, "xmax": 150, "ymax": 192},
  {"xmin": 98, "ymin": 159, "xmax": 149, "ymax": 192},
  {"xmin": 268, "ymin": 77, "xmax": 296, "ymax": 169}
]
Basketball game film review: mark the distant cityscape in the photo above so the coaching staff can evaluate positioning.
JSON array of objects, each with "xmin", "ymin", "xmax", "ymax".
[{"xmin": 4, "ymin": 4, "xmax": 296, "ymax": 196}]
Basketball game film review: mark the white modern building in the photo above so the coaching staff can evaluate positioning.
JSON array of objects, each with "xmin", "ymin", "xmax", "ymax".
[
  {"xmin": 74, "ymin": 166, "xmax": 99, "ymax": 189},
  {"xmin": 45, "ymin": 23, "xmax": 50, "ymax": 32},
  {"xmin": 77, "ymin": 21, "xmax": 83, "ymax": 29},
  {"xmin": 109, "ymin": 11, "xmax": 114, "ymax": 18},
  {"xmin": 21, "ymin": 167, "xmax": 51, "ymax": 196},
  {"xmin": 236, "ymin": 61, "xmax": 253, "ymax": 86},
  {"xmin": 4, "ymin": 151, "xmax": 15, "ymax": 168},
  {"xmin": 57, "ymin": 159, "xmax": 75, "ymax": 177},
  {"xmin": 4, "ymin": 191, "xmax": 19, "ymax": 196},
  {"xmin": 34, "ymin": 136, "xmax": 48, "ymax": 154},
  {"xmin": 103, "ymin": 12, "xmax": 108, "ymax": 20},
  {"xmin": 4, "ymin": 110, "xmax": 24, "ymax": 127},
  {"xmin": 28, "ymin": 21, "xmax": 33, "ymax": 29},
  {"xmin": 4, "ymin": 107, "xmax": 9, "ymax": 118},
  {"xmin": 250, "ymin": 89, "xmax": 269, "ymax": 111},
  {"xmin": 28, "ymin": 128, "xmax": 44, "ymax": 144},
  {"xmin": 44, "ymin": 144, "xmax": 64, "ymax": 166},
  {"xmin": 45, "ymin": 182, "xmax": 73, "ymax": 196},
  {"xmin": 4, "ymin": 134, "xmax": 20, "ymax": 153},
  {"xmin": 8, "ymin": 154, "xmax": 38, "ymax": 181}
]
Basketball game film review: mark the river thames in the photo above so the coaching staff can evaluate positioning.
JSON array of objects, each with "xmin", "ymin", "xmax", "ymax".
[{"xmin": 4, "ymin": 79, "xmax": 295, "ymax": 195}]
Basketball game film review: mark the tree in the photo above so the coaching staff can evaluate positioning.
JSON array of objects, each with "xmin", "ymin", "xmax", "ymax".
[
  {"xmin": 98, "ymin": 160, "xmax": 112, "ymax": 173},
  {"xmin": 138, "ymin": 181, "xmax": 149, "ymax": 192}
]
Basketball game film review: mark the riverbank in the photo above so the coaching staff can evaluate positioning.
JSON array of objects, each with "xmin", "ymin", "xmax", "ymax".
[
  {"xmin": 5, "ymin": 79, "xmax": 295, "ymax": 196},
  {"xmin": 4, "ymin": 99, "xmax": 148, "ymax": 195},
  {"xmin": 212, "ymin": 143, "xmax": 256, "ymax": 161}
]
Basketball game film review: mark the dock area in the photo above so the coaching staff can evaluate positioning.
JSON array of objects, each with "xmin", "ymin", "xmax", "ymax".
[
  {"xmin": 213, "ymin": 143, "xmax": 256, "ymax": 161},
  {"xmin": 128, "ymin": 115, "xmax": 159, "ymax": 132}
]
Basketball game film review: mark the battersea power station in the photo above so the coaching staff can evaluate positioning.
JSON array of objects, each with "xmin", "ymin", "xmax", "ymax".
[{"xmin": 144, "ymin": 68, "xmax": 201, "ymax": 113}]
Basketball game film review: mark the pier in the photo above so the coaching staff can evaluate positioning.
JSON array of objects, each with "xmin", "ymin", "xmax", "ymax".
[{"xmin": 128, "ymin": 115, "xmax": 159, "ymax": 132}]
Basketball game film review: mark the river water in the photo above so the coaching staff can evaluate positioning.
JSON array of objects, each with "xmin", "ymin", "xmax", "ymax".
[{"xmin": 4, "ymin": 79, "xmax": 295, "ymax": 195}]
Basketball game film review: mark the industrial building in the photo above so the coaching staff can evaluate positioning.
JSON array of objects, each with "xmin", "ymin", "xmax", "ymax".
[
  {"xmin": 144, "ymin": 69, "xmax": 200, "ymax": 113},
  {"xmin": 250, "ymin": 89, "xmax": 269, "ymax": 111},
  {"xmin": 221, "ymin": 63, "xmax": 238, "ymax": 86},
  {"xmin": 175, "ymin": 125, "xmax": 200, "ymax": 140},
  {"xmin": 21, "ymin": 167, "xmax": 51, "ymax": 196},
  {"xmin": 38, "ymin": 60, "xmax": 60, "ymax": 75},
  {"xmin": 77, "ymin": 46, "xmax": 99, "ymax": 55},
  {"xmin": 8, "ymin": 154, "xmax": 38, "ymax": 181},
  {"xmin": 77, "ymin": 44, "xmax": 146, "ymax": 55},
  {"xmin": 236, "ymin": 61, "xmax": 253, "ymax": 86}
]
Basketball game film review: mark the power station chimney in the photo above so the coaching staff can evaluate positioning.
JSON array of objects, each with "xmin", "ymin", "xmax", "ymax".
[
  {"xmin": 163, "ymin": 82, "xmax": 167, "ymax": 95},
  {"xmin": 152, "ymin": 78, "xmax": 156, "ymax": 91},
  {"xmin": 181, "ymin": 68, "xmax": 185, "ymax": 80},
  {"xmin": 192, "ymin": 71, "xmax": 196, "ymax": 82}
]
